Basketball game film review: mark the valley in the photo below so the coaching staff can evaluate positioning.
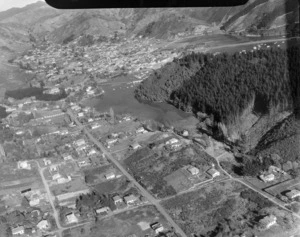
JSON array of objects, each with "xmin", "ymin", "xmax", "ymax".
[{"xmin": 0, "ymin": 1, "xmax": 300, "ymax": 237}]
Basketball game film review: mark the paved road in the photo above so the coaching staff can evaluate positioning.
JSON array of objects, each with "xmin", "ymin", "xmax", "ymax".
[
  {"xmin": 67, "ymin": 109, "xmax": 188, "ymax": 237},
  {"xmin": 163, "ymin": 35, "xmax": 300, "ymax": 53}
]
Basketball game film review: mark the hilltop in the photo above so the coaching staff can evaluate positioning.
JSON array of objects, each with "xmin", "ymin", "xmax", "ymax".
[{"xmin": 0, "ymin": 0, "xmax": 299, "ymax": 54}]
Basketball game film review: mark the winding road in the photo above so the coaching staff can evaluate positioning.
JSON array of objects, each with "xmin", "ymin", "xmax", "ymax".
[{"xmin": 67, "ymin": 109, "xmax": 188, "ymax": 237}]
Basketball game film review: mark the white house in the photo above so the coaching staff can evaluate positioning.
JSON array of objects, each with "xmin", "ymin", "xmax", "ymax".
[
  {"xmin": 60, "ymin": 129, "xmax": 69, "ymax": 135},
  {"xmin": 259, "ymin": 215, "xmax": 277, "ymax": 229},
  {"xmin": 57, "ymin": 176, "xmax": 72, "ymax": 184},
  {"xmin": 259, "ymin": 173, "xmax": 275, "ymax": 183},
  {"xmin": 124, "ymin": 194, "xmax": 138, "ymax": 205},
  {"xmin": 188, "ymin": 166, "xmax": 200, "ymax": 175},
  {"xmin": 155, "ymin": 226, "xmax": 164, "ymax": 234},
  {"xmin": 130, "ymin": 143, "xmax": 141, "ymax": 150},
  {"xmin": 207, "ymin": 168, "xmax": 220, "ymax": 178},
  {"xmin": 286, "ymin": 189, "xmax": 300, "ymax": 199},
  {"xmin": 166, "ymin": 138, "xmax": 179, "ymax": 145},
  {"xmin": 75, "ymin": 139, "xmax": 86, "ymax": 147},
  {"xmin": 43, "ymin": 159, "xmax": 51, "ymax": 166},
  {"xmin": 66, "ymin": 213, "xmax": 78, "ymax": 224},
  {"xmin": 87, "ymin": 149, "xmax": 97, "ymax": 156},
  {"xmin": 77, "ymin": 112, "xmax": 84, "ymax": 118},
  {"xmin": 91, "ymin": 123, "xmax": 101, "ymax": 129},
  {"xmin": 105, "ymin": 172, "xmax": 115, "ymax": 180},
  {"xmin": 107, "ymin": 139, "xmax": 118, "ymax": 145},
  {"xmin": 113, "ymin": 195, "xmax": 123, "ymax": 205},
  {"xmin": 52, "ymin": 173, "xmax": 62, "ymax": 180},
  {"xmin": 96, "ymin": 207, "xmax": 110, "ymax": 215},
  {"xmin": 136, "ymin": 127, "xmax": 146, "ymax": 134},
  {"xmin": 37, "ymin": 220, "xmax": 50, "ymax": 230},
  {"xmin": 18, "ymin": 161, "xmax": 31, "ymax": 170},
  {"xmin": 12, "ymin": 226, "xmax": 25, "ymax": 235},
  {"xmin": 63, "ymin": 154, "xmax": 73, "ymax": 161}
]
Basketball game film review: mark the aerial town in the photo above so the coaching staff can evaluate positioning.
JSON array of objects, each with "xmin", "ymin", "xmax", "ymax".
[
  {"xmin": 0, "ymin": 35, "xmax": 299, "ymax": 237},
  {"xmin": 0, "ymin": 1, "xmax": 300, "ymax": 237}
]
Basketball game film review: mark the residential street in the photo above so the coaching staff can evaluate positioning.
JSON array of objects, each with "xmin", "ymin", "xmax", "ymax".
[
  {"xmin": 67, "ymin": 109, "xmax": 188, "ymax": 237},
  {"xmin": 211, "ymin": 151, "xmax": 300, "ymax": 220}
]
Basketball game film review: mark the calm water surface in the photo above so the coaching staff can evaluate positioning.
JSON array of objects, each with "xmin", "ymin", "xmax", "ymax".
[{"xmin": 86, "ymin": 77, "xmax": 191, "ymax": 125}]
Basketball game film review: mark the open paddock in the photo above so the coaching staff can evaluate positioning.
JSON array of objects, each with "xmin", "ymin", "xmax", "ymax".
[{"xmin": 64, "ymin": 205, "xmax": 173, "ymax": 237}]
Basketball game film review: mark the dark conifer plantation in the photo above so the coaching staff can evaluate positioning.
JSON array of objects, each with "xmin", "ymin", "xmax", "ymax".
[{"xmin": 135, "ymin": 46, "xmax": 300, "ymax": 124}]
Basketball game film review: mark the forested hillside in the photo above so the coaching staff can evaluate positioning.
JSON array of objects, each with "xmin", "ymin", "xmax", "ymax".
[
  {"xmin": 253, "ymin": 114, "xmax": 300, "ymax": 164},
  {"xmin": 135, "ymin": 46, "xmax": 300, "ymax": 125}
]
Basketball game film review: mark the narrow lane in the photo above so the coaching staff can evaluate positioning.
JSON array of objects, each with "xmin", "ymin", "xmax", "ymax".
[
  {"xmin": 211, "ymin": 152, "xmax": 300, "ymax": 219},
  {"xmin": 67, "ymin": 110, "xmax": 188, "ymax": 237},
  {"xmin": 31, "ymin": 161, "xmax": 63, "ymax": 237}
]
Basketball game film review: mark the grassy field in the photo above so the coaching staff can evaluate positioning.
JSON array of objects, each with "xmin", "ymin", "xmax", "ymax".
[
  {"xmin": 162, "ymin": 180, "xmax": 296, "ymax": 237},
  {"xmin": 123, "ymin": 144, "xmax": 217, "ymax": 198},
  {"xmin": 63, "ymin": 205, "xmax": 173, "ymax": 237}
]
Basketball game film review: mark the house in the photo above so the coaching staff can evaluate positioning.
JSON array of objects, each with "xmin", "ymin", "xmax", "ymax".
[
  {"xmin": 207, "ymin": 168, "xmax": 220, "ymax": 178},
  {"xmin": 123, "ymin": 116, "xmax": 131, "ymax": 121},
  {"xmin": 37, "ymin": 220, "xmax": 50, "ymax": 230},
  {"xmin": 285, "ymin": 189, "xmax": 300, "ymax": 199},
  {"xmin": 130, "ymin": 142, "xmax": 141, "ymax": 150},
  {"xmin": 182, "ymin": 130, "xmax": 189, "ymax": 137},
  {"xmin": 88, "ymin": 118, "xmax": 94, "ymax": 123},
  {"xmin": 16, "ymin": 130, "xmax": 24, "ymax": 135},
  {"xmin": 29, "ymin": 197, "xmax": 40, "ymax": 206},
  {"xmin": 166, "ymin": 138, "xmax": 179, "ymax": 145},
  {"xmin": 87, "ymin": 149, "xmax": 97, "ymax": 156},
  {"xmin": 71, "ymin": 105, "xmax": 81, "ymax": 111},
  {"xmin": 96, "ymin": 206, "xmax": 110, "ymax": 215},
  {"xmin": 259, "ymin": 173, "xmax": 275, "ymax": 183},
  {"xmin": 155, "ymin": 226, "xmax": 164, "ymax": 234},
  {"xmin": 268, "ymin": 165, "xmax": 285, "ymax": 174},
  {"xmin": 18, "ymin": 161, "xmax": 31, "ymax": 170},
  {"xmin": 136, "ymin": 127, "xmax": 146, "ymax": 134},
  {"xmin": 47, "ymin": 87, "xmax": 60, "ymax": 94},
  {"xmin": 76, "ymin": 144, "xmax": 88, "ymax": 151},
  {"xmin": 74, "ymin": 139, "xmax": 86, "ymax": 147},
  {"xmin": 150, "ymin": 222, "xmax": 164, "ymax": 234},
  {"xmin": 113, "ymin": 195, "xmax": 123, "ymax": 205},
  {"xmin": 170, "ymin": 143, "xmax": 181, "ymax": 149},
  {"xmin": 111, "ymin": 133, "xmax": 119, "ymax": 138},
  {"xmin": 66, "ymin": 212, "xmax": 78, "ymax": 224},
  {"xmin": 60, "ymin": 129, "xmax": 69, "ymax": 135},
  {"xmin": 78, "ymin": 160, "xmax": 89, "ymax": 167},
  {"xmin": 12, "ymin": 226, "xmax": 25, "ymax": 235},
  {"xmin": 57, "ymin": 176, "xmax": 71, "ymax": 184},
  {"xmin": 124, "ymin": 194, "xmax": 138, "ymax": 205},
  {"xmin": 259, "ymin": 215, "xmax": 277, "ymax": 229},
  {"xmin": 107, "ymin": 139, "xmax": 118, "ymax": 145},
  {"xmin": 87, "ymin": 90, "xmax": 95, "ymax": 95},
  {"xmin": 77, "ymin": 112, "xmax": 84, "ymax": 118},
  {"xmin": 63, "ymin": 154, "xmax": 73, "ymax": 161},
  {"xmin": 52, "ymin": 173, "xmax": 62, "ymax": 180},
  {"xmin": 43, "ymin": 159, "xmax": 51, "ymax": 166},
  {"xmin": 91, "ymin": 123, "xmax": 101, "ymax": 129},
  {"xmin": 188, "ymin": 166, "xmax": 200, "ymax": 175},
  {"xmin": 105, "ymin": 172, "xmax": 115, "ymax": 180},
  {"xmin": 49, "ymin": 164, "xmax": 58, "ymax": 172}
]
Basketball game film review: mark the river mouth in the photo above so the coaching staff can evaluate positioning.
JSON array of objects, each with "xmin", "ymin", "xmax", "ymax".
[{"xmin": 84, "ymin": 76, "xmax": 192, "ymax": 125}]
